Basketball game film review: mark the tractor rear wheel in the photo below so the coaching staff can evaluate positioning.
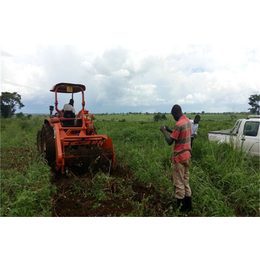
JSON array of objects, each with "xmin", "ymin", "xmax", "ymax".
[
  {"xmin": 41, "ymin": 123, "xmax": 56, "ymax": 167},
  {"xmin": 37, "ymin": 130, "xmax": 42, "ymax": 152}
]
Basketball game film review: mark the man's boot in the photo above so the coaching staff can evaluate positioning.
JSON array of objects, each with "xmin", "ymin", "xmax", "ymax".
[
  {"xmin": 177, "ymin": 198, "xmax": 186, "ymax": 212},
  {"xmin": 185, "ymin": 196, "xmax": 192, "ymax": 212}
]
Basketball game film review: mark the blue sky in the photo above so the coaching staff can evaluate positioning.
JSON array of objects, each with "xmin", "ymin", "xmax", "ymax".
[{"xmin": 1, "ymin": 0, "xmax": 259, "ymax": 114}]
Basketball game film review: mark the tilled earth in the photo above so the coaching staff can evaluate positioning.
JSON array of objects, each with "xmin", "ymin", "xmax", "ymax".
[{"xmin": 51, "ymin": 162, "xmax": 175, "ymax": 217}]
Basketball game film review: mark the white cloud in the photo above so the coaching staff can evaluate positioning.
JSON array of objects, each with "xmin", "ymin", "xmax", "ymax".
[
  {"xmin": 1, "ymin": 43, "xmax": 259, "ymax": 114},
  {"xmin": 112, "ymin": 84, "xmax": 160, "ymax": 107},
  {"xmin": 1, "ymin": 56, "xmax": 45, "ymax": 101},
  {"xmin": 1, "ymin": 0, "xmax": 259, "ymax": 115},
  {"xmin": 112, "ymin": 69, "xmax": 130, "ymax": 78}
]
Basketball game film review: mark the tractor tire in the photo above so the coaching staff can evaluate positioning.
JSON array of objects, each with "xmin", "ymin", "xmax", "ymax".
[
  {"xmin": 37, "ymin": 130, "xmax": 42, "ymax": 152},
  {"xmin": 41, "ymin": 123, "xmax": 56, "ymax": 167}
]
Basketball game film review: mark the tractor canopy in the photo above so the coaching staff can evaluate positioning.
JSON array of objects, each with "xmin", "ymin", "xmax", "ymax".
[{"xmin": 50, "ymin": 83, "xmax": 86, "ymax": 93}]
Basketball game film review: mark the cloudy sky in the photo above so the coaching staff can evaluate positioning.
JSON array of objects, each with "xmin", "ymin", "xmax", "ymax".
[{"xmin": 1, "ymin": 0, "xmax": 259, "ymax": 114}]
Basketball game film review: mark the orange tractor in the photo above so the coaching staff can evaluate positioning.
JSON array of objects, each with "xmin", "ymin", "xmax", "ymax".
[{"xmin": 37, "ymin": 83, "xmax": 115, "ymax": 174}]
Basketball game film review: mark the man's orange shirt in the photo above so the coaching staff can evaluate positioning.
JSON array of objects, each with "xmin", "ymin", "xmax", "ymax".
[{"xmin": 170, "ymin": 115, "xmax": 191, "ymax": 163}]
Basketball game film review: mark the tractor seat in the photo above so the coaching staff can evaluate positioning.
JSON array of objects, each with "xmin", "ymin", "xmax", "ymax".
[{"xmin": 62, "ymin": 110, "xmax": 75, "ymax": 126}]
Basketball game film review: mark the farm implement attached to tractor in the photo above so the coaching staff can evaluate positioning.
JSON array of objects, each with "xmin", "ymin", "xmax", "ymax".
[{"xmin": 37, "ymin": 83, "xmax": 115, "ymax": 174}]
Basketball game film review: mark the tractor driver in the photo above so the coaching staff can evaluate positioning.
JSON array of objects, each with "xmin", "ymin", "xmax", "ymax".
[{"xmin": 63, "ymin": 99, "xmax": 75, "ymax": 116}]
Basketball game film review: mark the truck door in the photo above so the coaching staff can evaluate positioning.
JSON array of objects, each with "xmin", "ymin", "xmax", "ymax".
[
  {"xmin": 231, "ymin": 120, "xmax": 242, "ymax": 148},
  {"xmin": 231, "ymin": 119, "xmax": 242, "ymax": 135},
  {"xmin": 241, "ymin": 121, "xmax": 260, "ymax": 156}
]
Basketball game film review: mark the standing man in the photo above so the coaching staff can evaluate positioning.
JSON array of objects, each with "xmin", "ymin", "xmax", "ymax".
[
  {"xmin": 160, "ymin": 104, "xmax": 192, "ymax": 213},
  {"xmin": 190, "ymin": 114, "xmax": 201, "ymax": 148}
]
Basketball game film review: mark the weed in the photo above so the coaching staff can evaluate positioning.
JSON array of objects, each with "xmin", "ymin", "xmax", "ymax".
[
  {"xmin": 1, "ymin": 114, "xmax": 258, "ymax": 216},
  {"xmin": 93, "ymin": 203, "xmax": 102, "ymax": 209}
]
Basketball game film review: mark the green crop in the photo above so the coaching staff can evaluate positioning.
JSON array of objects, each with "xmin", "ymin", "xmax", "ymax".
[{"xmin": 1, "ymin": 113, "xmax": 259, "ymax": 216}]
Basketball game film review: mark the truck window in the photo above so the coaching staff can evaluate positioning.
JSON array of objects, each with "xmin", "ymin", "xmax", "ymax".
[
  {"xmin": 243, "ymin": 122, "xmax": 260, "ymax": 137},
  {"xmin": 231, "ymin": 120, "xmax": 241, "ymax": 135}
]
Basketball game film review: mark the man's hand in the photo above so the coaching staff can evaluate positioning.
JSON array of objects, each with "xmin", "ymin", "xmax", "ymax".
[
  {"xmin": 160, "ymin": 126, "xmax": 172, "ymax": 133},
  {"xmin": 160, "ymin": 126, "xmax": 166, "ymax": 133},
  {"xmin": 165, "ymin": 126, "xmax": 172, "ymax": 133},
  {"xmin": 160, "ymin": 126, "xmax": 174, "ymax": 145}
]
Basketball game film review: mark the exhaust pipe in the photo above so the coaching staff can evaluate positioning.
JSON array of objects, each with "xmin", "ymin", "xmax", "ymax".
[{"xmin": 49, "ymin": 105, "xmax": 54, "ymax": 115}]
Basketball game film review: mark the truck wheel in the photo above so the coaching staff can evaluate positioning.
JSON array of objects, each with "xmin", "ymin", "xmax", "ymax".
[{"xmin": 41, "ymin": 123, "xmax": 55, "ymax": 166}]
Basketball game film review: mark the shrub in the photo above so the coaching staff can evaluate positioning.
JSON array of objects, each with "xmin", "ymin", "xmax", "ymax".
[{"xmin": 153, "ymin": 113, "xmax": 167, "ymax": 122}]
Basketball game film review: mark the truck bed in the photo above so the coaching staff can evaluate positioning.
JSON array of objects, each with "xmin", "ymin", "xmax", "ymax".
[
  {"xmin": 208, "ymin": 117, "xmax": 260, "ymax": 156},
  {"xmin": 208, "ymin": 129, "xmax": 234, "ymax": 135}
]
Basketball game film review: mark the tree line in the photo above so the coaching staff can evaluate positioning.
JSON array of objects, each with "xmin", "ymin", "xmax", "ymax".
[{"xmin": 1, "ymin": 92, "xmax": 260, "ymax": 118}]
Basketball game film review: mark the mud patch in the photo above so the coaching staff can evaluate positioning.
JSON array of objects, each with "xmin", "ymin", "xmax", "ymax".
[{"xmin": 51, "ymin": 162, "xmax": 172, "ymax": 217}]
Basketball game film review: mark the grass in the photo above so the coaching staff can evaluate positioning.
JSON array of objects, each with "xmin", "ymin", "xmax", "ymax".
[
  {"xmin": 93, "ymin": 112, "xmax": 248, "ymax": 122},
  {"xmin": 1, "ymin": 112, "xmax": 259, "ymax": 216},
  {"xmin": 193, "ymin": 143, "xmax": 259, "ymax": 216},
  {"xmin": 95, "ymin": 113, "xmax": 259, "ymax": 217},
  {"xmin": 1, "ymin": 116, "xmax": 54, "ymax": 216}
]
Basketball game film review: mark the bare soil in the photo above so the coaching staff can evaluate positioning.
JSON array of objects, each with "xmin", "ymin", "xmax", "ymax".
[{"xmin": 50, "ymin": 162, "xmax": 174, "ymax": 217}]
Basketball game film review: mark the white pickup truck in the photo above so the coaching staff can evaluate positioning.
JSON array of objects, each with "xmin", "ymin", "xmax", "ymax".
[{"xmin": 207, "ymin": 115, "xmax": 260, "ymax": 156}]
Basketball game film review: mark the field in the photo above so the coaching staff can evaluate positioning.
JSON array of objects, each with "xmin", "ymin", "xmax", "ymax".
[{"xmin": 1, "ymin": 112, "xmax": 259, "ymax": 217}]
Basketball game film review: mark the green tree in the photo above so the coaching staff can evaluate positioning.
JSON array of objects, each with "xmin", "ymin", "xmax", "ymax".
[
  {"xmin": 1, "ymin": 92, "xmax": 24, "ymax": 118},
  {"xmin": 248, "ymin": 94, "xmax": 260, "ymax": 114},
  {"xmin": 153, "ymin": 113, "xmax": 167, "ymax": 122},
  {"xmin": 153, "ymin": 114, "xmax": 161, "ymax": 122},
  {"xmin": 161, "ymin": 114, "xmax": 167, "ymax": 120}
]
